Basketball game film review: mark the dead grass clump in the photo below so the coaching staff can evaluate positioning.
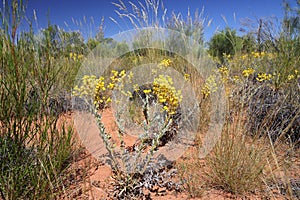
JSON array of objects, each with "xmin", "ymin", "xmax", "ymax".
[{"xmin": 205, "ymin": 115, "xmax": 269, "ymax": 195}]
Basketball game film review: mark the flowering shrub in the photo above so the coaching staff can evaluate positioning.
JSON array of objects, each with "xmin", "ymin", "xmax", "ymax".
[
  {"xmin": 201, "ymin": 50, "xmax": 300, "ymax": 99},
  {"xmin": 73, "ymin": 59, "xmax": 183, "ymax": 126},
  {"xmin": 218, "ymin": 65, "xmax": 229, "ymax": 78}
]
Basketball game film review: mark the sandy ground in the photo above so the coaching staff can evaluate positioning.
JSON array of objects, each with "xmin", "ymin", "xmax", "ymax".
[{"xmin": 57, "ymin": 109, "xmax": 298, "ymax": 200}]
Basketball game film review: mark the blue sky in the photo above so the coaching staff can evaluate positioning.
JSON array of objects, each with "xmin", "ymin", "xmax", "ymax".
[{"xmin": 20, "ymin": 0, "xmax": 293, "ymax": 41}]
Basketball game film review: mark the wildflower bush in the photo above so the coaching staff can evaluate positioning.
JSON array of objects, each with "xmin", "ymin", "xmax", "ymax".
[
  {"xmin": 72, "ymin": 56, "xmax": 188, "ymax": 198},
  {"xmin": 73, "ymin": 59, "xmax": 184, "ymax": 145},
  {"xmin": 200, "ymin": 5, "xmax": 300, "ymax": 195},
  {"xmin": 203, "ymin": 27, "xmax": 299, "ymax": 197}
]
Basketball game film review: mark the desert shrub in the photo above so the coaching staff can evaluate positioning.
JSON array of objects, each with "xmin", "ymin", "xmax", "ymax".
[
  {"xmin": 203, "ymin": 41, "xmax": 299, "ymax": 196},
  {"xmin": 215, "ymin": 37, "xmax": 300, "ymax": 147},
  {"xmin": 73, "ymin": 60, "xmax": 186, "ymax": 199},
  {"xmin": 247, "ymin": 84, "xmax": 300, "ymax": 145},
  {"xmin": 0, "ymin": 1, "xmax": 77, "ymax": 199}
]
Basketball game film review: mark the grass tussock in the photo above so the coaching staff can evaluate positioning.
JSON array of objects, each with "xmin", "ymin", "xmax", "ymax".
[{"xmin": 205, "ymin": 114, "xmax": 268, "ymax": 195}]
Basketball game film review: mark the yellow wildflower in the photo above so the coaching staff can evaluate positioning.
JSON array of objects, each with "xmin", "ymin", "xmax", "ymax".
[
  {"xmin": 163, "ymin": 106, "xmax": 169, "ymax": 111},
  {"xmin": 201, "ymin": 75, "xmax": 218, "ymax": 98},
  {"xmin": 287, "ymin": 74, "xmax": 295, "ymax": 80},
  {"xmin": 159, "ymin": 58, "xmax": 172, "ymax": 67},
  {"xmin": 119, "ymin": 70, "xmax": 126, "ymax": 78},
  {"xmin": 133, "ymin": 84, "xmax": 139, "ymax": 92},
  {"xmin": 201, "ymin": 85, "xmax": 211, "ymax": 98},
  {"xmin": 127, "ymin": 91, "xmax": 133, "ymax": 98},
  {"xmin": 184, "ymin": 73, "xmax": 190, "ymax": 81},
  {"xmin": 256, "ymin": 73, "xmax": 272, "ymax": 82},
  {"xmin": 241, "ymin": 54, "xmax": 247, "ymax": 60},
  {"xmin": 143, "ymin": 89, "xmax": 152, "ymax": 94},
  {"xmin": 242, "ymin": 68, "xmax": 255, "ymax": 77},
  {"xmin": 107, "ymin": 82, "xmax": 115, "ymax": 90},
  {"xmin": 111, "ymin": 70, "xmax": 118, "ymax": 76},
  {"xmin": 77, "ymin": 54, "xmax": 83, "ymax": 60},
  {"xmin": 106, "ymin": 97, "xmax": 112, "ymax": 103},
  {"xmin": 152, "ymin": 75, "xmax": 182, "ymax": 115},
  {"xmin": 251, "ymin": 51, "xmax": 260, "ymax": 58}
]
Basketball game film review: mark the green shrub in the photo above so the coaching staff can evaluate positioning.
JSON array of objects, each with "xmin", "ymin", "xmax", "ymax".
[{"xmin": 0, "ymin": 1, "xmax": 76, "ymax": 199}]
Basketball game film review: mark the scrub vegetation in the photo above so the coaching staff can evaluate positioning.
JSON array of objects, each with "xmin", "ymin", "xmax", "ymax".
[{"xmin": 0, "ymin": 0, "xmax": 299, "ymax": 199}]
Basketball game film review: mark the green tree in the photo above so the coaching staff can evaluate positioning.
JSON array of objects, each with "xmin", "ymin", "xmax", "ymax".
[{"xmin": 207, "ymin": 27, "xmax": 242, "ymax": 63}]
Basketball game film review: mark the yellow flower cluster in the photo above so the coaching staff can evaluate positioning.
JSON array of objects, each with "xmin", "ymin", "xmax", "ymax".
[
  {"xmin": 223, "ymin": 53, "xmax": 231, "ymax": 60},
  {"xmin": 72, "ymin": 75, "xmax": 111, "ymax": 109},
  {"xmin": 159, "ymin": 58, "xmax": 172, "ymax": 67},
  {"xmin": 133, "ymin": 84, "xmax": 140, "ymax": 92},
  {"xmin": 72, "ymin": 75, "xmax": 98, "ymax": 98},
  {"xmin": 108, "ymin": 70, "xmax": 125, "ymax": 90},
  {"xmin": 218, "ymin": 66, "xmax": 229, "ymax": 76},
  {"xmin": 287, "ymin": 74, "xmax": 295, "ymax": 80},
  {"xmin": 69, "ymin": 52, "xmax": 83, "ymax": 61},
  {"xmin": 218, "ymin": 66, "xmax": 229, "ymax": 82},
  {"xmin": 201, "ymin": 75, "xmax": 218, "ymax": 99},
  {"xmin": 152, "ymin": 75, "xmax": 182, "ymax": 115},
  {"xmin": 241, "ymin": 54, "xmax": 248, "ymax": 60},
  {"xmin": 287, "ymin": 69, "xmax": 299, "ymax": 81},
  {"xmin": 249, "ymin": 51, "xmax": 275, "ymax": 59},
  {"xmin": 96, "ymin": 69, "xmax": 133, "ymax": 107},
  {"xmin": 111, "ymin": 70, "xmax": 126, "ymax": 80},
  {"xmin": 94, "ymin": 77, "xmax": 112, "ymax": 106},
  {"xmin": 184, "ymin": 73, "xmax": 190, "ymax": 81},
  {"xmin": 73, "ymin": 70, "xmax": 132, "ymax": 109},
  {"xmin": 233, "ymin": 75, "xmax": 240, "ymax": 83},
  {"xmin": 256, "ymin": 73, "xmax": 272, "ymax": 82},
  {"xmin": 143, "ymin": 89, "xmax": 151, "ymax": 94},
  {"xmin": 225, "ymin": 52, "xmax": 276, "ymax": 67},
  {"xmin": 242, "ymin": 68, "xmax": 255, "ymax": 77},
  {"xmin": 251, "ymin": 51, "xmax": 263, "ymax": 58}
]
